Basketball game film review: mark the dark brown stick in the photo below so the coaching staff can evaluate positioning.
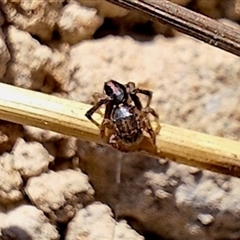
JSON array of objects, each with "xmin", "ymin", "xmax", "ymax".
[{"xmin": 106, "ymin": 0, "xmax": 240, "ymax": 57}]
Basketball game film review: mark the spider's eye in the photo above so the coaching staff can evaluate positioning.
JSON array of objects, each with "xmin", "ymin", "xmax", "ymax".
[{"xmin": 104, "ymin": 85, "xmax": 113, "ymax": 96}]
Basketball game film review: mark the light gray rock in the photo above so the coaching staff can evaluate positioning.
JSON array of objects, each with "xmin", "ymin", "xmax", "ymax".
[
  {"xmin": 58, "ymin": 1, "xmax": 103, "ymax": 44},
  {"xmin": 0, "ymin": 154, "xmax": 23, "ymax": 204},
  {"xmin": 5, "ymin": 26, "xmax": 74, "ymax": 92},
  {"xmin": 12, "ymin": 138, "xmax": 54, "ymax": 178},
  {"xmin": 25, "ymin": 169, "xmax": 94, "ymax": 222},
  {"xmin": 1, "ymin": 205, "xmax": 59, "ymax": 240},
  {"xmin": 77, "ymin": 0, "xmax": 129, "ymax": 18},
  {"xmin": 23, "ymin": 125, "xmax": 62, "ymax": 142},
  {"xmin": 5, "ymin": 26, "xmax": 52, "ymax": 89},
  {"xmin": 0, "ymin": 122, "xmax": 23, "ymax": 155},
  {"xmin": 1, "ymin": 0, "xmax": 62, "ymax": 41},
  {"xmin": 66, "ymin": 202, "xmax": 144, "ymax": 240}
]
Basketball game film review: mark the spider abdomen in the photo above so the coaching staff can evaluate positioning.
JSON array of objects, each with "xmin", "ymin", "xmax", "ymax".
[{"xmin": 112, "ymin": 105, "xmax": 142, "ymax": 143}]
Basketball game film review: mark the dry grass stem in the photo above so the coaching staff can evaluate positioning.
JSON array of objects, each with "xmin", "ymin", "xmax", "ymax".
[{"xmin": 0, "ymin": 83, "xmax": 239, "ymax": 175}]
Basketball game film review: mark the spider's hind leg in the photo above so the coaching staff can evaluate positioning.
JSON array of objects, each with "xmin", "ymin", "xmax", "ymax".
[
  {"xmin": 142, "ymin": 106, "xmax": 161, "ymax": 135},
  {"xmin": 100, "ymin": 101, "xmax": 114, "ymax": 139},
  {"xmin": 109, "ymin": 133, "xmax": 121, "ymax": 150},
  {"xmin": 142, "ymin": 115, "xmax": 157, "ymax": 145},
  {"xmin": 100, "ymin": 118, "xmax": 114, "ymax": 139}
]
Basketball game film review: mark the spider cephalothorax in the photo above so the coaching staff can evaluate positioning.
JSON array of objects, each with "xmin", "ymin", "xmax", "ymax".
[
  {"xmin": 85, "ymin": 79, "xmax": 160, "ymax": 151},
  {"xmin": 104, "ymin": 80, "xmax": 128, "ymax": 104}
]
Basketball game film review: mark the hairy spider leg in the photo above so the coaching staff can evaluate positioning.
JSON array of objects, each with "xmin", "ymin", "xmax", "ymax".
[
  {"xmin": 133, "ymin": 88, "xmax": 153, "ymax": 108},
  {"xmin": 130, "ymin": 92, "xmax": 143, "ymax": 110},
  {"xmin": 85, "ymin": 97, "xmax": 109, "ymax": 127},
  {"xmin": 92, "ymin": 92, "xmax": 105, "ymax": 117},
  {"xmin": 126, "ymin": 82, "xmax": 160, "ymax": 133},
  {"xmin": 90, "ymin": 93, "xmax": 115, "ymax": 138},
  {"xmin": 140, "ymin": 106, "xmax": 162, "ymax": 144},
  {"xmin": 142, "ymin": 113, "xmax": 157, "ymax": 144},
  {"xmin": 99, "ymin": 101, "xmax": 114, "ymax": 138},
  {"xmin": 142, "ymin": 106, "xmax": 161, "ymax": 134},
  {"xmin": 126, "ymin": 81, "xmax": 153, "ymax": 108},
  {"xmin": 125, "ymin": 82, "xmax": 143, "ymax": 110},
  {"xmin": 108, "ymin": 133, "xmax": 121, "ymax": 150}
]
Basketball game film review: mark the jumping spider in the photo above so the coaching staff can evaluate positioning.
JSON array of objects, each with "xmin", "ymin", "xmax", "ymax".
[{"xmin": 85, "ymin": 80, "xmax": 160, "ymax": 152}]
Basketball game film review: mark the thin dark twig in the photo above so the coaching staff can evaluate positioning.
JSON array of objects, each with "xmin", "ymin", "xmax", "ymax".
[{"xmin": 106, "ymin": 0, "xmax": 240, "ymax": 57}]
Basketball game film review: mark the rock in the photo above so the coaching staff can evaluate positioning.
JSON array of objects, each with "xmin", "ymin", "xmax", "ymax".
[
  {"xmin": 0, "ymin": 154, "xmax": 23, "ymax": 204},
  {"xmin": 0, "ymin": 121, "xmax": 23, "ymax": 155},
  {"xmin": 5, "ymin": 26, "xmax": 52, "ymax": 89},
  {"xmin": 66, "ymin": 202, "xmax": 144, "ymax": 240},
  {"xmin": 115, "ymin": 220, "xmax": 145, "ymax": 240},
  {"xmin": 197, "ymin": 213, "xmax": 214, "ymax": 226},
  {"xmin": 12, "ymin": 138, "xmax": 54, "ymax": 178},
  {"xmin": 1, "ymin": 0, "xmax": 62, "ymax": 41},
  {"xmin": 25, "ymin": 169, "xmax": 94, "ymax": 222},
  {"xmin": 77, "ymin": 0, "xmax": 129, "ymax": 18},
  {"xmin": 77, "ymin": 140, "xmax": 240, "ymax": 240},
  {"xmin": 1, "ymin": 205, "xmax": 59, "ymax": 240},
  {"xmin": 52, "ymin": 137, "xmax": 77, "ymax": 159},
  {"xmin": 23, "ymin": 125, "xmax": 62, "ymax": 142},
  {"xmin": 5, "ymin": 26, "xmax": 75, "ymax": 92},
  {"xmin": 23, "ymin": 127, "xmax": 77, "ymax": 165},
  {"xmin": 58, "ymin": 1, "xmax": 103, "ymax": 45}
]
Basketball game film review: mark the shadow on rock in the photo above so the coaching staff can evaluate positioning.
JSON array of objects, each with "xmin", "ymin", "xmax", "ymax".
[{"xmin": 1, "ymin": 226, "xmax": 32, "ymax": 240}]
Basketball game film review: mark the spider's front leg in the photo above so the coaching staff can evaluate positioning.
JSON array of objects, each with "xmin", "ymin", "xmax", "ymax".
[
  {"xmin": 85, "ymin": 97, "xmax": 109, "ymax": 128},
  {"xmin": 135, "ymin": 88, "xmax": 153, "ymax": 108},
  {"xmin": 125, "ymin": 82, "xmax": 143, "ymax": 110},
  {"xmin": 126, "ymin": 82, "xmax": 153, "ymax": 108},
  {"xmin": 92, "ymin": 92, "xmax": 106, "ymax": 117}
]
